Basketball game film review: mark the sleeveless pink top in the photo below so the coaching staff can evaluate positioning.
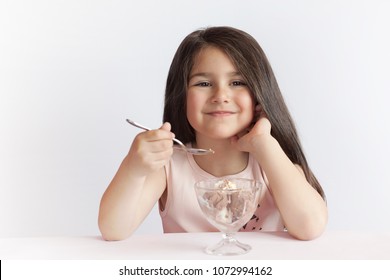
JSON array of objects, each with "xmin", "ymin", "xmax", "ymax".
[{"xmin": 159, "ymin": 149, "xmax": 284, "ymax": 233}]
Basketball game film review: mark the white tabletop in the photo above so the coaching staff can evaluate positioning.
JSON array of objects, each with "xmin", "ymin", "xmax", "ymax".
[{"xmin": 0, "ymin": 231, "xmax": 389, "ymax": 260}]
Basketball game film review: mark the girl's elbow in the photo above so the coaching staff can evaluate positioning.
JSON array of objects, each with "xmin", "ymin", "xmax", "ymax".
[
  {"xmin": 98, "ymin": 218, "xmax": 134, "ymax": 241},
  {"xmin": 290, "ymin": 214, "xmax": 328, "ymax": 241},
  {"xmin": 101, "ymin": 232, "xmax": 131, "ymax": 241},
  {"xmin": 99, "ymin": 226, "xmax": 133, "ymax": 241},
  {"xmin": 295, "ymin": 225, "xmax": 326, "ymax": 241}
]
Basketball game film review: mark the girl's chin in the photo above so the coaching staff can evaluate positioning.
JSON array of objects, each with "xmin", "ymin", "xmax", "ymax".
[
  {"xmin": 195, "ymin": 125, "xmax": 249, "ymax": 140},
  {"xmin": 210, "ymin": 128, "xmax": 248, "ymax": 138}
]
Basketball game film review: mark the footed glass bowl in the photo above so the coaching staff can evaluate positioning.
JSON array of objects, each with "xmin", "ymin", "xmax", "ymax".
[{"xmin": 194, "ymin": 178, "xmax": 262, "ymax": 256}]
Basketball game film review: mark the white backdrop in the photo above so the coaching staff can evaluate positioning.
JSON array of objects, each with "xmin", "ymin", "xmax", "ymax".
[{"xmin": 1, "ymin": 0, "xmax": 389, "ymax": 237}]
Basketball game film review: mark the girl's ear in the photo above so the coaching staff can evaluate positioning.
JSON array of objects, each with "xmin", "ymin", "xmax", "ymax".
[{"xmin": 250, "ymin": 104, "xmax": 262, "ymax": 127}]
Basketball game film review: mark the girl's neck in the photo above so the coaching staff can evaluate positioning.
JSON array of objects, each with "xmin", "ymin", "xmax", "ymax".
[{"xmin": 192, "ymin": 139, "xmax": 249, "ymax": 177}]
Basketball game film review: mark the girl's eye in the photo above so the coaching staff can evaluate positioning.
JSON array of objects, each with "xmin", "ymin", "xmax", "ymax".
[
  {"xmin": 195, "ymin": 81, "xmax": 211, "ymax": 87},
  {"xmin": 231, "ymin": 80, "xmax": 247, "ymax": 86}
]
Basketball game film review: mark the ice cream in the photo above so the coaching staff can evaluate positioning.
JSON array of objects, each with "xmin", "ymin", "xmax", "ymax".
[
  {"xmin": 214, "ymin": 179, "xmax": 238, "ymax": 190},
  {"xmin": 201, "ymin": 179, "xmax": 256, "ymax": 225}
]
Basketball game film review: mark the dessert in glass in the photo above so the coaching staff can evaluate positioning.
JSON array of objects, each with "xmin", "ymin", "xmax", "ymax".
[{"xmin": 194, "ymin": 178, "xmax": 262, "ymax": 255}]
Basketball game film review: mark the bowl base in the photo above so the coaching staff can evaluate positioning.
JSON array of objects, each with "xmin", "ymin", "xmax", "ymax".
[{"xmin": 205, "ymin": 234, "xmax": 251, "ymax": 256}]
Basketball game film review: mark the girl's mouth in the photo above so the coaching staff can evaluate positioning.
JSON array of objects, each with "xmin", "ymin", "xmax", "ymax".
[{"xmin": 207, "ymin": 111, "xmax": 235, "ymax": 117}]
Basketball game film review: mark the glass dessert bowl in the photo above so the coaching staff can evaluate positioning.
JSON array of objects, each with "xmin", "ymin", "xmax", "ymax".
[{"xmin": 194, "ymin": 178, "xmax": 262, "ymax": 256}]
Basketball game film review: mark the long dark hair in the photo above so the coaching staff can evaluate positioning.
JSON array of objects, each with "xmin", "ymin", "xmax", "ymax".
[{"xmin": 163, "ymin": 26, "xmax": 325, "ymax": 199}]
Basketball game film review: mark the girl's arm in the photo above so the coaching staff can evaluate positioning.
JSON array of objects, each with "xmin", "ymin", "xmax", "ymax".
[
  {"xmin": 232, "ymin": 117, "xmax": 328, "ymax": 240},
  {"xmin": 98, "ymin": 123, "xmax": 174, "ymax": 241}
]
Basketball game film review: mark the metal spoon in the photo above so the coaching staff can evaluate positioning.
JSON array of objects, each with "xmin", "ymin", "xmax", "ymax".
[{"xmin": 126, "ymin": 119, "xmax": 214, "ymax": 156}]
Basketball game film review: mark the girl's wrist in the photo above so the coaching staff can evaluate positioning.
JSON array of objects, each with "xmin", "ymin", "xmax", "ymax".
[
  {"xmin": 250, "ymin": 133, "xmax": 279, "ymax": 158},
  {"xmin": 122, "ymin": 155, "xmax": 149, "ymax": 180}
]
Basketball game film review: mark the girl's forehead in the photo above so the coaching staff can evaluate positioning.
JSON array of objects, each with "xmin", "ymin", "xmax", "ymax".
[{"xmin": 191, "ymin": 46, "xmax": 237, "ymax": 72}]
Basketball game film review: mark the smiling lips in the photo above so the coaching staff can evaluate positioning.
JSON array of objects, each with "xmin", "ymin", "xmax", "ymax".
[{"xmin": 206, "ymin": 111, "xmax": 235, "ymax": 117}]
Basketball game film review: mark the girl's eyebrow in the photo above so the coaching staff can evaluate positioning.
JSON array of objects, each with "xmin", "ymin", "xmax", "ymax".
[
  {"xmin": 189, "ymin": 72, "xmax": 209, "ymax": 80},
  {"xmin": 189, "ymin": 71, "xmax": 242, "ymax": 80}
]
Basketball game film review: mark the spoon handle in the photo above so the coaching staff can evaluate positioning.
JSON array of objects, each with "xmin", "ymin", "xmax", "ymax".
[
  {"xmin": 126, "ymin": 119, "xmax": 183, "ymax": 146},
  {"xmin": 126, "ymin": 119, "xmax": 151, "ymax": 131}
]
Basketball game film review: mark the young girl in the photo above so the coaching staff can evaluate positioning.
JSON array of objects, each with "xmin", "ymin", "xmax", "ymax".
[{"xmin": 98, "ymin": 26, "xmax": 327, "ymax": 241}]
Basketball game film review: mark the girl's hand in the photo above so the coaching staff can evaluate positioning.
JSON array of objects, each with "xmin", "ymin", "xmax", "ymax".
[
  {"xmin": 125, "ymin": 122, "xmax": 174, "ymax": 177},
  {"xmin": 231, "ymin": 105, "xmax": 272, "ymax": 153}
]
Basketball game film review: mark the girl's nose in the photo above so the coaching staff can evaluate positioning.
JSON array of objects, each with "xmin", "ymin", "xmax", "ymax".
[{"xmin": 211, "ymin": 86, "xmax": 230, "ymax": 103}]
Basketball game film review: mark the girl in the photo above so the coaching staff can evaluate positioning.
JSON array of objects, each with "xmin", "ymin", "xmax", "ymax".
[{"xmin": 98, "ymin": 26, "xmax": 327, "ymax": 241}]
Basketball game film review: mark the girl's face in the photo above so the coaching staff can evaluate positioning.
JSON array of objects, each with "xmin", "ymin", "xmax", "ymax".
[{"xmin": 186, "ymin": 46, "xmax": 255, "ymax": 141}]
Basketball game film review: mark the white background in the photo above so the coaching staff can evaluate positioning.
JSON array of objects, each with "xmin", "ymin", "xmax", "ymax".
[{"xmin": 1, "ymin": 0, "xmax": 389, "ymax": 237}]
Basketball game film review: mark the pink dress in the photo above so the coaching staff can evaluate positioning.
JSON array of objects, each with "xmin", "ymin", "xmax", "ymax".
[{"xmin": 159, "ymin": 149, "xmax": 285, "ymax": 233}]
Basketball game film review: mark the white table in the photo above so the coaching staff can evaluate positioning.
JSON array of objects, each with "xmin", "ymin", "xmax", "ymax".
[{"xmin": 0, "ymin": 231, "xmax": 389, "ymax": 260}]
